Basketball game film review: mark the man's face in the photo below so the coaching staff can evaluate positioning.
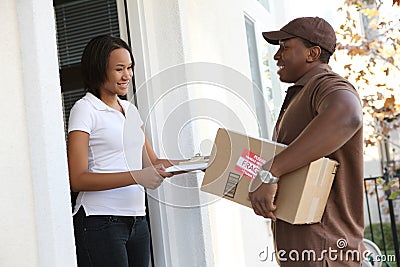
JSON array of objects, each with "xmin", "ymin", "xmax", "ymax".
[{"xmin": 273, "ymin": 38, "xmax": 310, "ymax": 83}]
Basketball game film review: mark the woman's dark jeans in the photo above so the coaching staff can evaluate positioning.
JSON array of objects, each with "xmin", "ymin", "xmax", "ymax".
[{"xmin": 73, "ymin": 207, "xmax": 150, "ymax": 267}]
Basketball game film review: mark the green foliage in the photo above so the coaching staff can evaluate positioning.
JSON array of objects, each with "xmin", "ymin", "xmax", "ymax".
[
  {"xmin": 373, "ymin": 177, "xmax": 399, "ymax": 200},
  {"xmin": 364, "ymin": 223, "xmax": 400, "ymax": 251},
  {"xmin": 389, "ymin": 191, "xmax": 399, "ymax": 199}
]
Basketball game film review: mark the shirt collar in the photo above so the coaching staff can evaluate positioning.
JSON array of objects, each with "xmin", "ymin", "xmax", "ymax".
[
  {"xmin": 83, "ymin": 92, "xmax": 127, "ymax": 112},
  {"xmin": 294, "ymin": 64, "xmax": 332, "ymax": 87}
]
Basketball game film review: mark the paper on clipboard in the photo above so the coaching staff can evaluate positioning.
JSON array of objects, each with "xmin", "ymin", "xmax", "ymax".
[
  {"xmin": 165, "ymin": 155, "xmax": 209, "ymax": 172},
  {"xmin": 165, "ymin": 163, "xmax": 208, "ymax": 172}
]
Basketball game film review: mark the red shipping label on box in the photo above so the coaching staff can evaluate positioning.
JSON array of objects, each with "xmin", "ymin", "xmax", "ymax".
[{"xmin": 234, "ymin": 148, "xmax": 266, "ymax": 180}]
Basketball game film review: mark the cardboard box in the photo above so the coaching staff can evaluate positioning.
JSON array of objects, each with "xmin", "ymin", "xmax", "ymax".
[{"xmin": 201, "ymin": 128, "xmax": 338, "ymax": 224}]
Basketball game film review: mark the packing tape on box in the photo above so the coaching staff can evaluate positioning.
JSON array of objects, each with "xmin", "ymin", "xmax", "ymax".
[
  {"xmin": 306, "ymin": 197, "xmax": 321, "ymax": 224},
  {"xmin": 316, "ymin": 158, "xmax": 328, "ymax": 187}
]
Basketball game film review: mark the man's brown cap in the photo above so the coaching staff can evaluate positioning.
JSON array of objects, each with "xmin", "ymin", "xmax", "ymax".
[{"xmin": 262, "ymin": 17, "xmax": 336, "ymax": 54}]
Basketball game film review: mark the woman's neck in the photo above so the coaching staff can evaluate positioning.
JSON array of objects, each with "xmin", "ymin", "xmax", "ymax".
[
  {"xmin": 100, "ymin": 92, "xmax": 124, "ymax": 114},
  {"xmin": 100, "ymin": 93, "xmax": 118, "ymax": 107}
]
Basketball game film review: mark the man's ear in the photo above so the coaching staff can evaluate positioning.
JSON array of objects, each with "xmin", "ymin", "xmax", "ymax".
[{"xmin": 306, "ymin": 46, "xmax": 321, "ymax": 63}]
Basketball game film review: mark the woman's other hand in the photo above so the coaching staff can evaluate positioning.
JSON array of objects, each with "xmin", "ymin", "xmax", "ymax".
[{"xmin": 133, "ymin": 164, "xmax": 173, "ymax": 189}]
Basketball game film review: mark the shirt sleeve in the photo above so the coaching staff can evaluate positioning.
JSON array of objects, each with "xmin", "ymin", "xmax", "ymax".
[
  {"xmin": 132, "ymin": 105, "xmax": 144, "ymax": 127},
  {"xmin": 310, "ymin": 75, "xmax": 359, "ymax": 114},
  {"xmin": 124, "ymin": 101, "xmax": 144, "ymax": 127},
  {"xmin": 68, "ymin": 100, "xmax": 93, "ymax": 134}
]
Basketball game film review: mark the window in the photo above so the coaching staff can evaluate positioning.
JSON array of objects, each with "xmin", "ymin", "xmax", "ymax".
[
  {"xmin": 53, "ymin": 0, "xmax": 121, "ymax": 136},
  {"xmin": 245, "ymin": 16, "xmax": 269, "ymax": 138},
  {"xmin": 359, "ymin": 0, "xmax": 379, "ymax": 41},
  {"xmin": 257, "ymin": 0, "xmax": 270, "ymax": 12}
]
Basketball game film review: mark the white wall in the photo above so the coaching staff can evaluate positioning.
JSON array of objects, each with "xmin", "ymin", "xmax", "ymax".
[
  {"xmin": 0, "ymin": 1, "xmax": 39, "ymax": 265},
  {"xmin": 0, "ymin": 0, "xmax": 76, "ymax": 266}
]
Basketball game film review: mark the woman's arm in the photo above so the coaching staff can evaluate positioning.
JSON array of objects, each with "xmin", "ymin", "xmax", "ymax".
[
  {"xmin": 141, "ymin": 127, "xmax": 187, "ymax": 168},
  {"xmin": 67, "ymin": 130, "xmax": 171, "ymax": 192}
]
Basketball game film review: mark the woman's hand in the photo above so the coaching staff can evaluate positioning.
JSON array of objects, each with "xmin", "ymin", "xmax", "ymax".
[{"xmin": 133, "ymin": 164, "xmax": 173, "ymax": 189}]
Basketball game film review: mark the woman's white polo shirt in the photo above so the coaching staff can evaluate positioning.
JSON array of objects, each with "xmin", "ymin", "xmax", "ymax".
[{"xmin": 68, "ymin": 92, "xmax": 145, "ymax": 216}]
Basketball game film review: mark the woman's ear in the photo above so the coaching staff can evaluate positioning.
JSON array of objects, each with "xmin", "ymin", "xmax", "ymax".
[{"xmin": 306, "ymin": 46, "xmax": 321, "ymax": 63}]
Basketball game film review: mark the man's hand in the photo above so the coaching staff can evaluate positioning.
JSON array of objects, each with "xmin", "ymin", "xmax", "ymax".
[{"xmin": 249, "ymin": 183, "xmax": 278, "ymax": 220}]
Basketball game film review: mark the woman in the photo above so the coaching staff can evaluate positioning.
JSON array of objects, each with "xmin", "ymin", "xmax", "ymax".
[{"xmin": 67, "ymin": 35, "xmax": 180, "ymax": 267}]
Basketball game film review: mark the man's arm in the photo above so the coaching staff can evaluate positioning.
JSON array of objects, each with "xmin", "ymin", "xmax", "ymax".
[
  {"xmin": 269, "ymin": 89, "xmax": 362, "ymax": 177},
  {"xmin": 249, "ymin": 89, "xmax": 362, "ymax": 219}
]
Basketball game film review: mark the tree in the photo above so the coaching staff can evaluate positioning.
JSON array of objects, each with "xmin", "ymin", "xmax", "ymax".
[{"xmin": 335, "ymin": 0, "xmax": 400, "ymax": 198}]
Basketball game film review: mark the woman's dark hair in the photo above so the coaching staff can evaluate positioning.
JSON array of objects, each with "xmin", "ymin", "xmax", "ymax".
[
  {"xmin": 300, "ymin": 38, "xmax": 332, "ymax": 64},
  {"xmin": 81, "ymin": 35, "xmax": 135, "ymax": 97}
]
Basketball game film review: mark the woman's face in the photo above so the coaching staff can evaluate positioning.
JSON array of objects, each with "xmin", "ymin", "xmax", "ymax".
[{"xmin": 99, "ymin": 48, "xmax": 133, "ymax": 97}]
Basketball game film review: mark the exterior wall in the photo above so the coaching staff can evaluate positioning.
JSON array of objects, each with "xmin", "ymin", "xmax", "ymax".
[
  {"xmin": 0, "ymin": 1, "xmax": 39, "ymax": 265},
  {"xmin": 0, "ymin": 0, "xmax": 76, "ymax": 266}
]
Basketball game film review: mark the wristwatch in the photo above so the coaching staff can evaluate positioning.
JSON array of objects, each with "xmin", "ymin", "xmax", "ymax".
[{"xmin": 257, "ymin": 169, "xmax": 280, "ymax": 184}]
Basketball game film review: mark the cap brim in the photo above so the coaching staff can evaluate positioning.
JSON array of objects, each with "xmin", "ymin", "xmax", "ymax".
[{"xmin": 262, "ymin": 30, "xmax": 296, "ymax": 45}]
